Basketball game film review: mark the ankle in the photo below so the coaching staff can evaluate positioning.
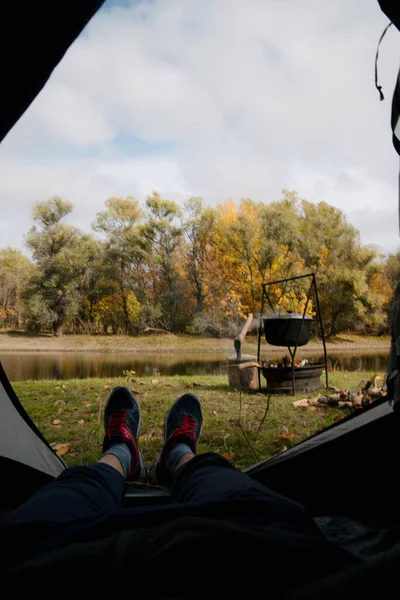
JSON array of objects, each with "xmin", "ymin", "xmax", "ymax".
[
  {"xmin": 175, "ymin": 452, "xmax": 194, "ymax": 472},
  {"xmin": 98, "ymin": 453, "xmax": 125, "ymax": 477},
  {"xmin": 167, "ymin": 442, "xmax": 194, "ymax": 474}
]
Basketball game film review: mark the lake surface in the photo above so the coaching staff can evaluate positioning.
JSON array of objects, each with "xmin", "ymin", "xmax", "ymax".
[{"xmin": 0, "ymin": 351, "xmax": 390, "ymax": 381}]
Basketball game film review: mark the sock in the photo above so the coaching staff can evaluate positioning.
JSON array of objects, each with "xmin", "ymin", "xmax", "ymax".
[
  {"xmin": 103, "ymin": 443, "xmax": 132, "ymax": 477},
  {"xmin": 167, "ymin": 443, "xmax": 194, "ymax": 474}
]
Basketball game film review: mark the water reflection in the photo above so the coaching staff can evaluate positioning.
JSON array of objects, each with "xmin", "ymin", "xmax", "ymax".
[{"xmin": 0, "ymin": 350, "xmax": 390, "ymax": 382}]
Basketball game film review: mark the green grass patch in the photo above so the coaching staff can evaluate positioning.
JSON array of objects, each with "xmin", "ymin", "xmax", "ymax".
[{"xmin": 14, "ymin": 371, "xmax": 384, "ymax": 471}]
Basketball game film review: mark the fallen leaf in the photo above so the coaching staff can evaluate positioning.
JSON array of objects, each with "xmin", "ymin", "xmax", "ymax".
[
  {"xmin": 273, "ymin": 432, "xmax": 295, "ymax": 445},
  {"xmin": 184, "ymin": 383, "xmax": 192, "ymax": 389},
  {"xmin": 57, "ymin": 408, "xmax": 63, "ymax": 415},
  {"xmin": 333, "ymin": 414, "xmax": 342, "ymax": 422},
  {"xmin": 279, "ymin": 432, "xmax": 294, "ymax": 441},
  {"xmin": 77, "ymin": 419, "xmax": 84, "ymax": 425},
  {"xmin": 280, "ymin": 445, "xmax": 288, "ymax": 453},
  {"xmin": 210, "ymin": 410, "xmax": 217, "ymax": 416},
  {"xmin": 309, "ymin": 406, "xmax": 319, "ymax": 412},
  {"xmin": 85, "ymin": 402, "xmax": 92, "ymax": 408},
  {"xmin": 52, "ymin": 419, "xmax": 61, "ymax": 425},
  {"xmin": 131, "ymin": 389, "xmax": 141, "ymax": 395},
  {"xmin": 139, "ymin": 381, "xmax": 145, "ymax": 386},
  {"xmin": 53, "ymin": 443, "xmax": 71, "ymax": 456},
  {"xmin": 151, "ymin": 379, "xmax": 159, "ymax": 385},
  {"xmin": 223, "ymin": 452, "xmax": 233, "ymax": 461}
]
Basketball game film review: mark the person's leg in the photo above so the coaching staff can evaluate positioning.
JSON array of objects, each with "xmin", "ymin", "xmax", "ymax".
[
  {"xmin": 152, "ymin": 393, "xmax": 321, "ymax": 532},
  {"xmin": 6, "ymin": 387, "xmax": 144, "ymax": 527}
]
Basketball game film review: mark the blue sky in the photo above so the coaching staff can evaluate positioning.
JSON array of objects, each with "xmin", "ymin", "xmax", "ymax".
[{"xmin": 0, "ymin": 0, "xmax": 399, "ymax": 252}]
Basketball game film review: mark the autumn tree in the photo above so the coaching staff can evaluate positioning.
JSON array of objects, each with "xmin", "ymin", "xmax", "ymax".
[
  {"xmin": 214, "ymin": 196, "xmax": 304, "ymax": 318},
  {"xmin": 0, "ymin": 248, "xmax": 35, "ymax": 328},
  {"xmin": 26, "ymin": 197, "xmax": 98, "ymax": 336}
]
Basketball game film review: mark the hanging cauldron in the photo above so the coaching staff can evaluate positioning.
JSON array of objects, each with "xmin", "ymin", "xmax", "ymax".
[{"xmin": 263, "ymin": 312, "xmax": 313, "ymax": 347}]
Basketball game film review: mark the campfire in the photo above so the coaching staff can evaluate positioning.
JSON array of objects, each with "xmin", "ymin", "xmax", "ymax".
[
  {"xmin": 262, "ymin": 355, "xmax": 323, "ymax": 395},
  {"xmin": 263, "ymin": 355, "xmax": 312, "ymax": 369}
]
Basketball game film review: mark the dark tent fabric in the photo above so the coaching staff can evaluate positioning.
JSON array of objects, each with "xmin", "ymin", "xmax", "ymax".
[
  {"xmin": 247, "ymin": 397, "xmax": 400, "ymax": 515},
  {"xmin": 0, "ymin": 0, "xmax": 105, "ymax": 143}
]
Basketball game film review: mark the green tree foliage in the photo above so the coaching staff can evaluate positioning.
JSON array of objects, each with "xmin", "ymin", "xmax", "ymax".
[
  {"xmin": 25, "ymin": 197, "xmax": 98, "ymax": 336},
  {"xmin": 143, "ymin": 192, "xmax": 183, "ymax": 330},
  {"xmin": 93, "ymin": 197, "xmax": 146, "ymax": 333},
  {"xmin": 296, "ymin": 199, "xmax": 388, "ymax": 335},
  {"xmin": 182, "ymin": 197, "xmax": 216, "ymax": 314},
  {"xmin": 0, "ymin": 192, "xmax": 395, "ymax": 337}
]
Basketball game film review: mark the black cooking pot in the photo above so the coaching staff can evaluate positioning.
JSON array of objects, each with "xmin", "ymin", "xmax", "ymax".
[{"xmin": 263, "ymin": 312, "xmax": 313, "ymax": 347}]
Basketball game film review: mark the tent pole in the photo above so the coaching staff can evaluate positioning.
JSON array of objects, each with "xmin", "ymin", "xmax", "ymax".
[
  {"xmin": 257, "ymin": 286, "xmax": 266, "ymax": 391},
  {"xmin": 313, "ymin": 273, "xmax": 329, "ymax": 390}
]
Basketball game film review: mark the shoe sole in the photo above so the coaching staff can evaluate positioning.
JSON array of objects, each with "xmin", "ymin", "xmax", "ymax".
[{"xmin": 129, "ymin": 409, "xmax": 148, "ymax": 482}]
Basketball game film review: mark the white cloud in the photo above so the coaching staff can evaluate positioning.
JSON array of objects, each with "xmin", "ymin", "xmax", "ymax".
[
  {"xmin": 0, "ymin": 0, "xmax": 399, "ymax": 252},
  {"xmin": 31, "ymin": 84, "xmax": 115, "ymax": 147}
]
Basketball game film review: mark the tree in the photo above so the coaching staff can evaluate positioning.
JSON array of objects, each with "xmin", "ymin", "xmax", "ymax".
[
  {"xmin": 0, "ymin": 248, "xmax": 35, "ymax": 328},
  {"xmin": 214, "ymin": 196, "xmax": 304, "ymax": 317},
  {"xmin": 26, "ymin": 197, "xmax": 98, "ymax": 336},
  {"xmin": 143, "ymin": 192, "xmax": 183, "ymax": 331},
  {"xmin": 182, "ymin": 197, "xmax": 216, "ymax": 314},
  {"xmin": 93, "ymin": 197, "xmax": 146, "ymax": 334},
  {"xmin": 296, "ymin": 199, "xmax": 386, "ymax": 335}
]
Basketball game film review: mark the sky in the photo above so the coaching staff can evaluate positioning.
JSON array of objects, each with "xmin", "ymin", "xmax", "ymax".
[{"xmin": 0, "ymin": 0, "xmax": 399, "ymax": 254}]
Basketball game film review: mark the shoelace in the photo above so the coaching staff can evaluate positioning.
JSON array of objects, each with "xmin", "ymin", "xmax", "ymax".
[
  {"xmin": 171, "ymin": 413, "xmax": 197, "ymax": 445},
  {"xmin": 106, "ymin": 410, "xmax": 138, "ymax": 475},
  {"xmin": 107, "ymin": 410, "xmax": 127, "ymax": 437}
]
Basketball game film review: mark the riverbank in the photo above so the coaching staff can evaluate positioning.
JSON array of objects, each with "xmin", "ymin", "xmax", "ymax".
[
  {"xmin": 0, "ymin": 332, "xmax": 391, "ymax": 354},
  {"xmin": 14, "ymin": 371, "xmax": 384, "ymax": 470}
]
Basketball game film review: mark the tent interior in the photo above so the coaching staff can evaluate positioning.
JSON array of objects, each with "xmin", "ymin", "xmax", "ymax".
[{"xmin": 1, "ymin": 0, "xmax": 400, "ymax": 588}]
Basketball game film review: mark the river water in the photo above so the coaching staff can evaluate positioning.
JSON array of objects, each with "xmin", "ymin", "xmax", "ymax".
[{"xmin": 0, "ymin": 351, "xmax": 390, "ymax": 381}]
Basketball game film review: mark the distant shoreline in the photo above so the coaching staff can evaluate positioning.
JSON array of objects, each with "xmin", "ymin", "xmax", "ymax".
[{"xmin": 0, "ymin": 332, "xmax": 391, "ymax": 355}]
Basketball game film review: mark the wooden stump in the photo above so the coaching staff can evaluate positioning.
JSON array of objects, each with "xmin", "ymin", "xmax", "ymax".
[{"xmin": 227, "ymin": 355, "xmax": 259, "ymax": 391}]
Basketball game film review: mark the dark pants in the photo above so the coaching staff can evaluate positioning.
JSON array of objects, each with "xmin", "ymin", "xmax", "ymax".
[{"xmin": 3, "ymin": 453, "xmax": 326, "ymax": 569}]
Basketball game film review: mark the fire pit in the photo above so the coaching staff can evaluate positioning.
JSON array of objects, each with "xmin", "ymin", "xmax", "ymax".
[
  {"xmin": 257, "ymin": 274, "xmax": 329, "ymax": 394},
  {"xmin": 262, "ymin": 362, "xmax": 324, "ymax": 395}
]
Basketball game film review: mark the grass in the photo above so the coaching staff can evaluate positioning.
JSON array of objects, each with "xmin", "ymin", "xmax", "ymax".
[
  {"xmin": 14, "ymin": 370, "xmax": 384, "ymax": 471},
  {"xmin": 0, "ymin": 331, "xmax": 390, "ymax": 354}
]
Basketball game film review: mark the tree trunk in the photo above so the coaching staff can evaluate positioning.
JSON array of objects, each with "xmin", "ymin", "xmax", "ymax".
[
  {"xmin": 122, "ymin": 293, "xmax": 130, "ymax": 334},
  {"xmin": 53, "ymin": 322, "xmax": 63, "ymax": 337}
]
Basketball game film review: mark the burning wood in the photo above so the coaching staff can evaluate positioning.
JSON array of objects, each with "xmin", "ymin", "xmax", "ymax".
[
  {"xmin": 293, "ymin": 375, "xmax": 386, "ymax": 410},
  {"xmin": 263, "ymin": 355, "xmax": 311, "ymax": 369}
]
